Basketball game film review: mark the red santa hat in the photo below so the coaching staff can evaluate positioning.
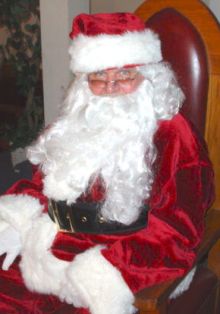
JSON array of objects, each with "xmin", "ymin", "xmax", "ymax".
[{"xmin": 69, "ymin": 12, "xmax": 162, "ymax": 73}]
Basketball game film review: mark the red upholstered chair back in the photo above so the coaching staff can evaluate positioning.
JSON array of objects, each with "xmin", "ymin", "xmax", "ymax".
[
  {"xmin": 133, "ymin": 2, "xmax": 220, "ymax": 313},
  {"xmin": 135, "ymin": 0, "xmax": 220, "ymax": 210},
  {"xmin": 145, "ymin": 8, "xmax": 208, "ymax": 135}
]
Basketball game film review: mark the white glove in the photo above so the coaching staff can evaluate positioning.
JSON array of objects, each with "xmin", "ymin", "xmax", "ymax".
[{"xmin": 0, "ymin": 224, "xmax": 22, "ymax": 270}]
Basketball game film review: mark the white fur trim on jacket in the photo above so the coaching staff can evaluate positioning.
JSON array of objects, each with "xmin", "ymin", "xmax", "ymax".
[
  {"xmin": 60, "ymin": 246, "xmax": 136, "ymax": 314},
  {"xmin": 69, "ymin": 30, "xmax": 162, "ymax": 73},
  {"xmin": 169, "ymin": 266, "xmax": 197, "ymax": 299},
  {"xmin": 0, "ymin": 194, "xmax": 43, "ymax": 234},
  {"xmin": 20, "ymin": 215, "xmax": 135, "ymax": 314}
]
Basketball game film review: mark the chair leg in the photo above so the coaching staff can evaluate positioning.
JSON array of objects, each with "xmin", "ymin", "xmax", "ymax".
[
  {"xmin": 136, "ymin": 303, "xmax": 167, "ymax": 314},
  {"xmin": 137, "ymin": 311, "xmax": 164, "ymax": 314},
  {"xmin": 208, "ymin": 239, "xmax": 220, "ymax": 314},
  {"xmin": 214, "ymin": 282, "xmax": 220, "ymax": 314}
]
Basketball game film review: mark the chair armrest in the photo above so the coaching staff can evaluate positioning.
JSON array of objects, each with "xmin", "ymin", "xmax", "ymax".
[
  {"xmin": 197, "ymin": 209, "xmax": 220, "ymax": 261},
  {"xmin": 135, "ymin": 209, "xmax": 220, "ymax": 313},
  {"xmin": 135, "ymin": 279, "xmax": 176, "ymax": 313}
]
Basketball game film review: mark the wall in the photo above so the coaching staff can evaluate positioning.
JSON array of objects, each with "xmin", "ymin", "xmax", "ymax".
[
  {"xmin": 210, "ymin": 0, "xmax": 220, "ymax": 21},
  {"xmin": 91, "ymin": 0, "xmax": 143, "ymax": 13},
  {"xmin": 40, "ymin": 0, "xmax": 90, "ymax": 125}
]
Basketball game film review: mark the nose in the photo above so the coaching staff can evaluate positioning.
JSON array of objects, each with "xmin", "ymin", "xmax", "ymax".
[{"xmin": 105, "ymin": 80, "xmax": 118, "ymax": 94}]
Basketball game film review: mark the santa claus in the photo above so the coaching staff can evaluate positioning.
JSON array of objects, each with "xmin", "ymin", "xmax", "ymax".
[{"xmin": 0, "ymin": 12, "xmax": 214, "ymax": 314}]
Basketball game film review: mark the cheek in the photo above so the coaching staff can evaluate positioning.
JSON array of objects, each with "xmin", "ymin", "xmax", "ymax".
[
  {"xmin": 88, "ymin": 82, "xmax": 104, "ymax": 96},
  {"xmin": 120, "ymin": 76, "xmax": 145, "ymax": 94}
]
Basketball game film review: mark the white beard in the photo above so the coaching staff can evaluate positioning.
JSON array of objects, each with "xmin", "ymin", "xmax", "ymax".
[{"xmin": 27, "ymin": 76, "xmax": 158, "ymax": 225}]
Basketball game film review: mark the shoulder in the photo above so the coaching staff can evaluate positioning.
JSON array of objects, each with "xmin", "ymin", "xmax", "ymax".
[
  {"xmin": 156, "ymin": 113, "xmax": 195, "ymax": 139},
  {"xmin": 155, "ymin": 113, "xmax": 205, "ymax": 147},
  {"xmin": 154, "ymin": 113, "xmax": 210, "ymax": 166}
]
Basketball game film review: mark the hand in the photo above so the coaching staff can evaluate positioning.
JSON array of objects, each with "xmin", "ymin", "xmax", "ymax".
[{"xmin": 0, "ymin": 224, "xmax": 22, "ymax": 270}]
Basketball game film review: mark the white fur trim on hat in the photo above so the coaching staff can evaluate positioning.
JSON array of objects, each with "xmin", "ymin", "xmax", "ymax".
[{"xmin": 69, "ymin": 30, "xmax": 162, "ymax": 73}]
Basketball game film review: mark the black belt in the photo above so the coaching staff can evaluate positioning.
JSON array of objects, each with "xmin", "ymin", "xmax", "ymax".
[{"xmin": 48, "ymin": 200, "xmax": 148, "ymax": 235}]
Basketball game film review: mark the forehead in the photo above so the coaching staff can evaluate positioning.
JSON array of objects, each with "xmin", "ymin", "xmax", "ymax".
[{"xmin": 89, "ymin": 67, "xmax": 138, "ymax": 76}]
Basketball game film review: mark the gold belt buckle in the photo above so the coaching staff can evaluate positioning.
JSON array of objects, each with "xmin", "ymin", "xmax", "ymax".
[
  {"xmin": 49, "ymin": 200, "xmax": 75, "ymax": 233},
  {"xmin": 66, "ymin": 210, "xmax": 76, "ymax": 233}
]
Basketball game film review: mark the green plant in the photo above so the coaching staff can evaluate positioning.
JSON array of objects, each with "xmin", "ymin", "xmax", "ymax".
[{"xmin": 0, "ymin": 0, "xmax": 44, "ymax": 150}]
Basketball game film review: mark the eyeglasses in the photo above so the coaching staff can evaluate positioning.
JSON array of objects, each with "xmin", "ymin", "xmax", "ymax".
[{"xmin": 88, "ymin": 69, "xmax": 139, "ymax": 89}]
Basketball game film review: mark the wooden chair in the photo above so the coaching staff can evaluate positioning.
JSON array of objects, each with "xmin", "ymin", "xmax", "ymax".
[{"xmin": 134, "ymin": 1, "xmax": 220, "ymax": 313}]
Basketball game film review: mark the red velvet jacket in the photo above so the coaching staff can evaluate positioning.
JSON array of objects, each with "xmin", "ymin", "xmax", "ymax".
[{"xmin": 0, "ymin": 113, "xmax": 214, "ymax": 313}]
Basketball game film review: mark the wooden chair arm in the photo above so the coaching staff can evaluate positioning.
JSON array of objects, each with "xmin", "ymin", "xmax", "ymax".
[
  {"xmin": 135, "ymin": 279, "xmax": 176, "ymax": 313},
  {"xmin": 135, "ymin": 209, "xmax": 220, "ymax": 314},
  {"xmin": 197, "ymin": 209, "xmax": 220, "ymax": 261}
]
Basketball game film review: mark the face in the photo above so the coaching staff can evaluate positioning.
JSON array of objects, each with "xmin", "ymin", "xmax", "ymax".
[{"xmin": 88, "ymin": 67, "xmax": 144, "ymax": 96}]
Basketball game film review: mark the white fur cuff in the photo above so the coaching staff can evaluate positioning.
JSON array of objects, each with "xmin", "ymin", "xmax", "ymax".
[
  {"xmin": 0, "ymin": 194, "xmax": 43, "ymax": 233},
  {"xmin": 61, "ymin": 246, "xmax": 136, "ymax": 314},
  {"xmin": 20, "ymin": 214, "xmax": 68, "ymax": 295},
  {"xmin": 19, "ymin": 215, "xmax": 135, "ymax": 314}
]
